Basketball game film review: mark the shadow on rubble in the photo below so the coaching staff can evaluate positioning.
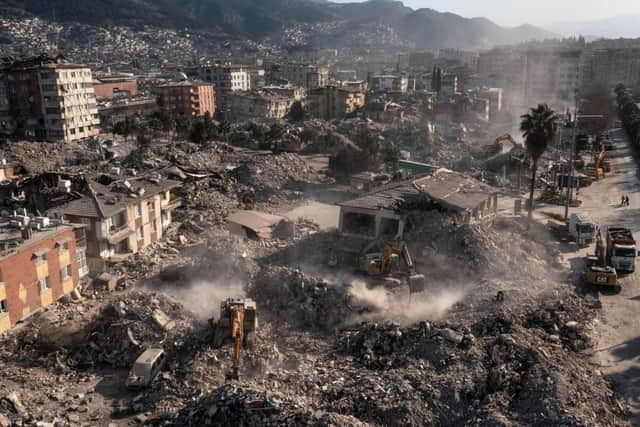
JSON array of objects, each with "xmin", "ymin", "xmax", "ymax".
[
  {"xmin": 258, "ymin": 230, "xmax": 339, "ymax": 268},
  {"xmin": 606, "ymin": 362, "xmax": 640, "ymax": 423},
  {"xmin": 284, "ymin": 181, "xmax": 356, "ymax": 204}
]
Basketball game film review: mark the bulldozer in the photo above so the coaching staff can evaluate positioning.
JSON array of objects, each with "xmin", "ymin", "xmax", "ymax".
[
  {"xmin": 358, "ymin": 241, "xmax": 425, "ymax": 294},
  {"xmin": 210, "ymin": 298, "xmax": 258, "ymax": 380},
  {"xmin": 585, "ymin": 230, "xmax": 618, "ymax": 288}
]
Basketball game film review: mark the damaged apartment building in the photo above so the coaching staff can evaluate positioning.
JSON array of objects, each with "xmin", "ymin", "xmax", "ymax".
[
  {"xmin": 0, "ymin": 212, "xmax": 88, "ymax": 333},
  {"xmin": 338, "ymin": 169, "xmax": 498, "ymax": 241},
  {"xmin": 42, "ymin": 174, "xmax": 182, "ymax": 272}
]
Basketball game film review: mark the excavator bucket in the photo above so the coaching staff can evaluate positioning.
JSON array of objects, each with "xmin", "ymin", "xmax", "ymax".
[{"xmin": 408, "ymin": 273, "xmax": 425, "ymax": 294}]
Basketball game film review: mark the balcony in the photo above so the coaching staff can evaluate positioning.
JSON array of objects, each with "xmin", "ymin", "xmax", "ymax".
[{"xmin": 105, "ymin": 223, "xmax": 133, "ymax": 245}]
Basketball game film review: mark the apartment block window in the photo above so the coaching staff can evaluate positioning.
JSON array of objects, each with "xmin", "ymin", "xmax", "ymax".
[
  {"xmin": 0, "ymin": 299, "xmax": 7, "ymax": 314},
  {"xmin": 136, "ymin": 227, "xmax": 143, "ymax": 240},
  {"xmin": 152, "ymin": 219, "xmax": 158, "ymax": 232},
  {"xmin": 33, "ymin": 252, "xmax": 46, "ymax": 264},
  {"xmin": 76, "ymin": 251, "xmax": 88, "ymax": 277},
  {"xmin": 60, "ymin": 264, "xmax": 71, "ymax": 282},
  {"xmin": 134, "ymin": 205, "xmax": 141, "ymax": 218},
  {"xmin": 39, "ymin": 276, "xmax": 51, "ymax": 293}
]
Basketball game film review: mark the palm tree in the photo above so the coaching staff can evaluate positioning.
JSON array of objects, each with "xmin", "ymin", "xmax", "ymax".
[{"xmin": 520, "ymin": 104, "xmax": 558, "ymax": 227}]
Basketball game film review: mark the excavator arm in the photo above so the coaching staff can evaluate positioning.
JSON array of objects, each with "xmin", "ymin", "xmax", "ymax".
[{"xmin": 229, "ymin": 307, "xmax": 245, "ymax": 380}]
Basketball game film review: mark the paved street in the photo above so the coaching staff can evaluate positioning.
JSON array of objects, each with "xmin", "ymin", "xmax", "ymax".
[{"xmin": 543, "ymin": 128, "xmax": 640, "ymax": 422}]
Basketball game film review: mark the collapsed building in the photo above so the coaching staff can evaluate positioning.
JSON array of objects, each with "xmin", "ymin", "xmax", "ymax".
[{"xmin": 338, "ymin": 169, "xmax": 498, "ymax": 241}]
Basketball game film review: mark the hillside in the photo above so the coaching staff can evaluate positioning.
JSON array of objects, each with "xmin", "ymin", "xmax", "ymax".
[{"xmin": 0, "ymin": 0, "xmax": 555, "ymax": 48}]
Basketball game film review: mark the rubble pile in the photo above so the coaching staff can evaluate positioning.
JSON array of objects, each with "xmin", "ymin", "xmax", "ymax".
[
  {"xmin": 231, "ymin": 153, "xmax": 326, "ymax": 203},
  {"xmin": 0, "ymin": 140, "xmax": 102, "ymax": 173},
  {"xmin": 250, "ymin": 267, "xmax": 353, "ymax": 330},
  {"xmin": 325, "ymin": 296, "xmax": 625, "ymax": 426},
  {"xmin": 69, "ymin": 291, "xmax": 198, "ymax": 368}
]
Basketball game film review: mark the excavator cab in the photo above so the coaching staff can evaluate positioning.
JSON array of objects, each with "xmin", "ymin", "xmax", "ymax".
[{"xmin": 358, "ymin": 241, "xmax": 425, "ymax": 294}]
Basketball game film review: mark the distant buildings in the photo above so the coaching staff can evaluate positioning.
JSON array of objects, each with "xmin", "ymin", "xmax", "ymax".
[
  {"xmin": 307, "ymin": 86, "xmax": 365, "ymax": 121},
  {"xmin": 581, "ymin": 48, "xmax": 640, "ymax": 90},
  {"xmin": 1, "ymin": 54, "xmax": 100, "ymax": 142},
  {"xmin": 439, "ymin": 48, "xmax": 479, "ymax": 70},
  {"xmin": 369, "ymin": 75, "xmax": 409, "ymax": 93},
  {"xmin": 155, "ymin": 81, "xmax": 215, "ymax": 118},
  {"xmin": 93, "ymin": 73, "xmax": 138, "ymax": 99},
  {"xmin": 198, "ymin": 64, "xmax": 251, "ymax": 115},
  {"xmin": 262, "ymin": 85, "xmax": 306, "ymax": 102},
  {"xmin": 227, "ymin": 91, "xmax": 294, "ymax": 122},
  {"xmin": 267, "ymin": 63, "xmax": 329, "ymax": 90},
  {"xmin": 0, "ymin": 216, "xmax": 87, "ymax": 334},
  {"xmin": 440, "ymin": 74, "xmax": 459, "ymax": 98}
]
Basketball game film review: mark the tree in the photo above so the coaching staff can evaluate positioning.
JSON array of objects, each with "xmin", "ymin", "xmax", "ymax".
[
  {"xmin": 520, "ymin": 104, "xmax": 558, "ymax": 228},
  {"xmin": 113, "ymin": 116, "xmax": 138, "ymax": 141},
  {"xmin": 174, "ymin": 116, "xmax": 191, "ymax": 140},
  {"xmin": 268, "ymin": 122, "xmax": 285, "ymax": 141},
  {"xmin": 288, "ymin": 101, "xmax": 305, "ymax": 122}
]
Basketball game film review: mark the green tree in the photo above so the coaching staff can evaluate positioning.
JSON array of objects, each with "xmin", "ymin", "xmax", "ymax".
[
  {"xmin": 520, "ymin": 104, "xmax": 558, "ymax": 228},
  {"xmin": 174, "ymin": 116, "xmax": 191, "ymax": 140},
  {"xmin": 268, "ymin": 122, "xmax": 285, "ymax": 141},
  {"xmin": 288, "ymin": 101, "xmax": 305, "ymax": 122}
]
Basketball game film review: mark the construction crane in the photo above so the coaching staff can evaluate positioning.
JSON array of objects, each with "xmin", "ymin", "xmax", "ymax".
[{"xmin": 210, "ymin": 298, "xmax": 258, "ymax": 381}]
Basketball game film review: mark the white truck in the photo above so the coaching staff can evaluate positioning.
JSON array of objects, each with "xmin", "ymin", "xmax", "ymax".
[
  {"xmin": 607, "ymin": 227, "xmax": 638, "ymax": 273},
  {"xmin": 569, "ymin": 214, "xmax": 597, "ymax": 246}
]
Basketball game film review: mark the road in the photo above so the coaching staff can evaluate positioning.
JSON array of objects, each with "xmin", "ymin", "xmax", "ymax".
[{"xmin": 547, "ymin": 128, "xmax": 640, "ymax": 422}]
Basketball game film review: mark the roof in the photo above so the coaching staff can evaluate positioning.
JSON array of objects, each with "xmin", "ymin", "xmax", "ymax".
[
  {"xmin": 4, "ymin": 54, "xmax": 88, "ymax": 72},
  {"xmin": 0, "ymin": 222, "xmax": 74, "ymax": 261},
  {"xmin": 338, "ymin": 169, "xmax": 497, "ymax": 214},
  {"xmin": 227, "ymin": 210, "xmax": 286, "ymax": 232},
  {"xmin": 63, "ymin": 175, "xmax": 181, "ymax": 219},
  {"xmin": 156, "ymin": 80, "xmax": 213, "ymax": 88}
]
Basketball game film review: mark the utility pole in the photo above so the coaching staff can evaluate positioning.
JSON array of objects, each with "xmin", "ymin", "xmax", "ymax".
[{"xmin": 564, "ymin": 104, "xmax": 578, "ymax": 220}]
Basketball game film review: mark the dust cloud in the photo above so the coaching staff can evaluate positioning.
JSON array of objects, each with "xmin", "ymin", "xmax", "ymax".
[
  {"xmin": 157, "ymin": 280, "xmax": 246, "ymax": 321},
  {"xmin": 347, "ymin": 280, "xmax": 467, "ymax": 326}
]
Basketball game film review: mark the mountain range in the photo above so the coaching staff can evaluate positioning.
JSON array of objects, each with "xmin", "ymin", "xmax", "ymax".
[
  {"xmin": 0, "ymin": 0, "xmax": 556, "ymax": 49},
  {"xmin": 546, "ymin": 15, "xmax": 640, "ymax": 40}
]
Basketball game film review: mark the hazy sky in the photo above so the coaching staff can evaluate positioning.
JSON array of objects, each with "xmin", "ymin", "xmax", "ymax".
[{"xmin": 333, "ymin": 0, "xmax": 640, "ymax": 26}]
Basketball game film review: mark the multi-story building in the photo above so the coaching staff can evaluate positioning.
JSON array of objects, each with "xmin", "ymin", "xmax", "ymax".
[
  {"xmin": 408, "ymin": 51, "xmax": 435, "ymax": 70},
  {"xmin": 478, "ymin": 88, "xmax": 503, "ymax": 120},
  {"xmin": 60, "ymin": 175, "xmax": 181, "ymax": 272},
  {"xmin": 155, "ymin": 81, "xmax": 215, "ymax": 118},
  {"xmin": 267, "ymin": 63, "xmax": 329, "ymax": 90},
  {"xmin": 369, "ymin": 75, "xmax": 409, "ymax": 93},
  {"xmin": 477, "ymin": 48, "xmax": 527, "ymax": 109},
  {"xmin": 307, "ymin": 86, "xmax": 365, "ymax": 121},
  {"xmin": 524, "ymin": 48, "xmax": 581, "ymax": 108},
  {"xmin": 2, "ymin": 55, "xmax": 100, "ymax": 142},
  {"xmin": 0, "ymin": 216, "xmax": 87, "ymax": 334},
  {"xmin": 440, "ymin": 74, "xmax": 459, "ymax": 98},
  {"xmin": 0, "ymin": 76, "xmax": 14, "ymax": 136},
  {"xmin": 227, "ymin": 91, "xmax": 294, "ymax": 122},
  {"xmin": 439, "ymin": 48, "xmax": 479, "ymax": 70},
  {"xmin": 581, "ymin": 48, "xmax": 640, "ymax": 90},
  {"xmin": 98, "ymin": 96, "xmax": 158, "ymax": 130},
  {"xmin": 93, "ymin": 73, "xmax": 139, "ymax": 99},
  {"xmin": 198, "ymin": 64, "xmax": 251, "ymax": 115},
  {"xmin": 262, "ymin": 85, "xmax": 306, "ymax": 102},
  {"xmin": 335, "ymin": 70, "xmax": 358, "ymax": 82}
]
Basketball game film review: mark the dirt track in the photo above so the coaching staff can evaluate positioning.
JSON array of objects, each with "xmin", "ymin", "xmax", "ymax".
[{"xmin": 543, "ymin": 128, "xmax": 640, "ymax": 423}]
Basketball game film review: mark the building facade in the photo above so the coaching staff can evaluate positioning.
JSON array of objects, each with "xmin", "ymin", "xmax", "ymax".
[
  {"xmin": 227, "ymin": 92, "xmax": 294, "ymax": 122},
  {"xmin": 2, "ymin": 54, "xmax": 100, "ymax": 142},
  {"xmin": 369, "ymin": 75, "xmax": 409, "ymax": 93},
  {"xmin": 268, "ymin": 63, "xmax": 329, "ymax": 90},
  {"xmin": 198, "ymin": 64, "xmax": 251, "ymax": 115},
  {"xmin": 61, "ymin": 175, "xmax": 181, "ymax": 272},
  {"xmin": 0, "ymin": 221, "xmax": 87, "ymax": 334},
  {"xmin": 156, "ymin": 81, "xmax": 215, "ymax": 117},
  {"xmin": 307, "ymin": 86, "xmax": 365, "ymax": 121},
  {"xmin": 93, "ymin": 73, "xmax": 139, "ymax": 99}
]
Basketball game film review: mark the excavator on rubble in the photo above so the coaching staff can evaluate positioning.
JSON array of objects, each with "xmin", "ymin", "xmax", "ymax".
[
  {"xmin": 358, "ymin": 241, "xmax": 425, "ymax": 294},
  {"xmin": 210, "ymin": 298, "xmax": 258, "ymax": 380}
]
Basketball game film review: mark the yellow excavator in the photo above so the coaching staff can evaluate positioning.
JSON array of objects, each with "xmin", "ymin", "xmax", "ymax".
[
  {"xmin": 359, "ymin": 241, "xmax": 425, "ymax": 294},
  {"xmin": 585, "ymin": 148, "xmax": 608, "ymax": 179},
  {"xmin": 585, "ymin": 230, "xmax": 618, "ymax": 288},
  {"xmin": 210, "ymin": 298, "xmax": 258, "ymax": 380}
]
